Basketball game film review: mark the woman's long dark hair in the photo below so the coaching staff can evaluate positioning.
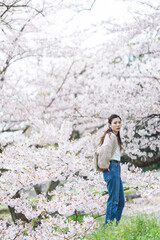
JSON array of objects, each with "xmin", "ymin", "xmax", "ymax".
[{"xmin": 99, "ymin": 114, "xmax": 123, "ymax": 151}]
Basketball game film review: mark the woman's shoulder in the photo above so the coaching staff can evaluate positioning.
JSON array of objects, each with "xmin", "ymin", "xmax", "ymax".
[
  {"xmin": 106, "ymin": 132, "xmax": 117, "ymax": 139},
  {"xmin": 103, "ymin": 132, "xmax": 117, "ymax": 144},
  {"xmin": 110, "ymin": 132, "xmax": 117, "ymax": 140}
]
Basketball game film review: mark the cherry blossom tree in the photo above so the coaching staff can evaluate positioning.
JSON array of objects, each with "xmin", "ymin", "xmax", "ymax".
[{"xmin": 0, "ymin": 0, "xmax": 160, "ymax": 239}]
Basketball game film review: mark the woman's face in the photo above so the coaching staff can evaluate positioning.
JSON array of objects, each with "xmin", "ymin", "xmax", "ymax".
[{"xmin": 109, "ymin": 117, "xmax": 121, "ymax": 135}]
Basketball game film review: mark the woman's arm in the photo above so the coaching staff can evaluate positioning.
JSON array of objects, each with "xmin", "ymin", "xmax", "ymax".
[{"xmin": 97, "ymin": 133, "xmax": 117, "ymax": 170}]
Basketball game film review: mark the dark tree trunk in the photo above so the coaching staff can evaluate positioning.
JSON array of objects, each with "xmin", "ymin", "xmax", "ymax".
[
  {"xmin": 121, "ymin": 153, "xmax": 160, "ymax": 168},
  {"xmin": 8, "ymin": 191, "xmax": 29, "ymax": 224},
  {"xmin": 46, "ymin": 180, "xmax": 60, "ymax": 201},
  {"xmin": 34, "ymin": 184, "xmax": 42, "ymax": 195}
]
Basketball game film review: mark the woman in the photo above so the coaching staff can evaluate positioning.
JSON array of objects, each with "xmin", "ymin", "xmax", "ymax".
[{"xmin": 96, "ymin": 114, "xmax": 125, "ymax": 225}]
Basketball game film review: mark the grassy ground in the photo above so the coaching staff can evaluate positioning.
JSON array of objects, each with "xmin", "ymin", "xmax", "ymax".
[
  {"xmin": 1, "ymin": 182, "xmax": 160, "ymax": 240},
  {"xmin": 1, "ymin": 204, "xmax": 160, "ymax": 240},
  {"xmin": 82, "ymin": 213, "xmax": 160, "ymax": 240}
]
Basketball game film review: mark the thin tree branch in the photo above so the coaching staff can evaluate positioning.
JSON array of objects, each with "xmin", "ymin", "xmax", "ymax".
[
  {"xmin": 113, "ymin": 75, "xmax": 160, "ymax": 83},
  {"xmin": 44, "ymin": 61, "xmax": 75, "ymax": 110},
  {"xmin": 67, "ymin": 0, "xmax": 96, "ymax": 22},
  {"xmin": 138, "ymin": 1, "xmax": 160, "ymax": 11}
]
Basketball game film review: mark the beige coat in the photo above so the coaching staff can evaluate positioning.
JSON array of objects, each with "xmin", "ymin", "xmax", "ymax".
[{"xmin": 94, "ymin": 132, "xmax": 119, "ymax": 172}]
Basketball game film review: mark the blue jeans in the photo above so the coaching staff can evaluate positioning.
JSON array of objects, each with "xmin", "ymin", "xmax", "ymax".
[{"xmin": 103, "ymin": 160, "xmax": 125, "ymax": 225}]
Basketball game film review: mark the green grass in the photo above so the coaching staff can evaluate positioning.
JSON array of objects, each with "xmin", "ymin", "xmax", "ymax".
[
  {"xmin": 0, "ymin": 204, "xmax": 9, "ymax": 214},
  {"xmin": 82, "ymin": 213, "xmax": 160, "ymax": 240},
  {"xmin": 67, "ymin": 213, "xmax": 101, "ymax": 223},
  {"xmin": 67, "ymin": 212, "xmax": 89, "ymax": 223},
  {"xmin": 1, "ymin": 203, "xmax": 160, "ymax": 240},
  {"xmin": 124, "ymin": 189, "xmax": 136, "ymax": 195}
]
